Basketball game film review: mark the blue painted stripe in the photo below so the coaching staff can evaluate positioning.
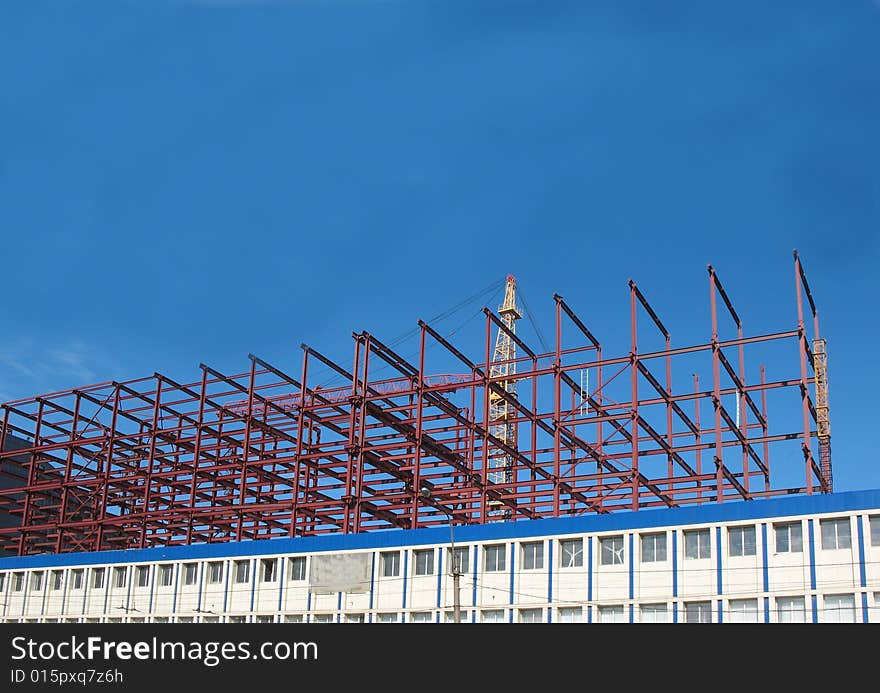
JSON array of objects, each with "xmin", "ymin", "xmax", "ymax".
[
  {"xmin": 277, "ymin": 557, "xmax": 285, "ymax": 613},
  {"xmin": 248, "ymin": 559, "xmax": 256, "ymax": 615},
  {"xmin": 402, "ymin": 551, "xmax": 408, "ymax": 610},
  {"xmin": 172, "ymin": 564, "xmax": 179, "ymax": 616},
  {"xmin": 306, "ymin": 589, "xmax": 311, "ymax": 623},
  {"xmin": 547, "ymin": 540, "xmax": 553, "ymax": 610},
  {"xmin": 672, "ymin": 531, "xmax": 678, "ymax": 597},
  {"xmin": 811, "ymin": 594, "xmax": 818, "ymax": 624},
  {"xmin": 808, "ymin": 520, "xmax": 817, "ymax": 590},
  {"xmin": 436, "ymin": 548, "xmax": 442, "ymax": 611},
  {"xmin": 196, "ymin": 563, "xmax": 203, "ymax": 612},
  {"xmin": 856, "ymin": 516, "xmax": 867, "ymax": 588},
  {"xmin": 471, "ymin": 547, "xmax": 477, "ymax": 610},
  {"xmin": 509, "ymin": 542, "xmax": 515, "ymax": 623},
  {"xmin": 672, "ymin": 601, "xmax": 678, "ymax": 624},
  {"xmin": 715, "ymin": 526, "xmax": 723, "ymax": 598},
  {"xmin": 861, "ymin": 592, "xmax": 869, "ymax": 624},
  {"xmin": 336, "ymin": 591, "xmax": 341, "ymax": 623},
  {"xmin": 221, "ymin": 562, "xmax": 229, "ymax": 615},
  {"xmin": 368, "ymin": 553, "xmax": 375, "ymax": 621},
  {"xmin": 764, "ymin": 596, "xmax": 769, "ymax": 624},
  {"xmin": 629, "ymin": 603, "xmax": 634, "ymax": 624},
  {"xmin": 5, "ymin": 489, "xmax": 879, "ymax": 570},
  {"xmin": 587, "ymin": 537, "xmax": 593, "ymax": 602},
  {"xmin": 102, "ymin": 569, "xmax": 109, "ymax": 616},
  {"xmin": 148, "ymin": 566, "xmax": 155, "ymax": 616},
  {"xmin": 761, "ymin": 524, "xmax": 769, "ymax": 593}
]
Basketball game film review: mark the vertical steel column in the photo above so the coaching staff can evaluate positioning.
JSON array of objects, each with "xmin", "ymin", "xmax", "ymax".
[
  {"xmin": 139, "ymin": 376, "xmax": 164, "ymax": 549},
  {"xmin": 709, "ymin": 267, "xmax": 724, "ymax": 502},
  {"xmin": 693, "ymin": 374, "xmax": 702, "ymax": 504},
  {"xmin": 629, "ymin": 283, "xmax": 639, "ymax": 511},
  {"xmin": 480, "ymin": 312, "xmax": 492, "ymax": 523},
  {"xmin": 235, "ymin": 360, "xmax": 257, "ymax": 541},
  {"xmin": 95, "ymin": 386, "xmax": 121, "ymax": 551},
  {"xmin": 343, "ymin": 336, "xmax": 362, "ymax": 534},
  {"xmin": 794, "ymin": 253, "xmax": 813, "ymax": 494},
  {"xmin": 760, "ymin": 366, "xmax": 770, "ymax": 492},
  {"xmin": 55, "ymin": 393, "xmax": 82, "ymax": 553},
  {"xmin": 17, "ymin": 399, "xmax": 44, "ymax": 555},
  {"xmin": 352, "ymin": 335, "xmax": 370, "ymax": 533},
  {"xmin": 553, "ymin": 298, "xmax": 562, "ymax": 517},
  {"xmin": 411, "ymin": 328, "xmax": 426, "ymax": 529},
  {"xmin": 185, "ymin": 369, "xmax": 209, "ymax": 545},
  {"xmin": 290, "ymin": 348, "xmax": 310, "ymax": 538}
]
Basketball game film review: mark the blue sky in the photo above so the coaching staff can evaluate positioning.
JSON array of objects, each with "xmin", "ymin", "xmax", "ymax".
[{"xmin": 1, "ymin": 1, "xmax": 878, "ymax": 494}]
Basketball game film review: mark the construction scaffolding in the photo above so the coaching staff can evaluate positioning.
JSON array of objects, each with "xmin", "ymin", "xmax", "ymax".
[{"xmin": 0, "ymin": 252, "xmax": 831, "ymax": 556}]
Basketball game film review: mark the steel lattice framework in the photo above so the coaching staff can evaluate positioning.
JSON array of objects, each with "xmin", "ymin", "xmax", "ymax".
[{"xmin": 0, "ymin": 252, "xmax": 830, "ymax": 556}]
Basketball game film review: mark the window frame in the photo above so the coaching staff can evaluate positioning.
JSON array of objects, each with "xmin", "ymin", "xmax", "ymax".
[
  {"xmin": 820, "ymin": 517, "xmax": 852, "ymax": 550},
  {"xmin": 413, "ymin": 549, "xmax": 435, "ymax": 576},
  {"xmin": 774, "ymin": 522, "xmax": 803, "ymax": 554},
  {"xmin": 158, "ymin": 564, "xmax": 173, "ymax": 588},
  {"xmin": 684, "ymin": 600, "xmax": 712, "ymax": 623},
  {"xmin": 483, "ymin": 544, "xmax": 506, "ymax": 573},
  {"xmin": 599, "ymin": 535, "xmax": 625, "ymax": 566},
  {"xmin": 683, "ymin": 528, "xmax": 712, "ymax": 560},
  {"xmin": 261, "ymin": 558, "xmax": 277, "ymax": 583},
  {"xmin": 183, "ymin": 563, "xmax": 198, "ymax": 586},
  {"xmin": 728, "ymin": 525, "xmax": 757, "ymax": 558},
  {"xmin": 559, "ymin": 539, "xmax": 583, "ymax": 568},
  {"xmin": 92, "ymin": 568, "xmax": 105, "ymax": 589},
  {"xmin": 289, "ymin": 557, "xmax": 307, "ymax": 582},
  {"xmin": 233, "ymin": 560, "xmax": 250, "ymax": 584},
  {"xmin": 207, "ymin": 562, "xmax": 223, "ymax": 585},
  {"xmin": 521, "ymin": 541, "xmax": 544, "ymax": 571},
  {"xmin": 380, "ymin": 551, "xmax": 401, "ymax": 578},
  {"xmin": 136, "ymin": 566, "xmax": 150, "ymax": 588},
  {"xmin": 640, "ymin": 533, "xmax": 667, "ymax": 563}
]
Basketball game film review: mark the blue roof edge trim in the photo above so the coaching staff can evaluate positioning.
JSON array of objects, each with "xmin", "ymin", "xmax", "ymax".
[{"xmin": 2, "ymin": 488, "xmax": 878, "ymax": 570}]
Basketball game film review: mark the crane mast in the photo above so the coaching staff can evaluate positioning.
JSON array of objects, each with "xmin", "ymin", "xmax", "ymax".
[{"xmin": 487, "ymin": 274, "xmax": 522, "ymax": 520}]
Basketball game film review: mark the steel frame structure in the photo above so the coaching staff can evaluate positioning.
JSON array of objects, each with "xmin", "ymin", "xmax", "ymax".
[{"xmin": 0, "ymin": 252, "xmax": 830, "ymax": 556}]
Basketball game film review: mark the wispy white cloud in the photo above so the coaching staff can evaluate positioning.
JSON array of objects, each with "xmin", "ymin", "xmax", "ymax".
[{"xmin": 0, "ymin": 340, "xmax": 106, "ymax": 402}]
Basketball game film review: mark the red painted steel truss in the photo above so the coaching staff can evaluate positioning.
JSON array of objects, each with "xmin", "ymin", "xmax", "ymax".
[{"xmin": 0, "ymin": 253, "xmax": 830, "ymax": 555}]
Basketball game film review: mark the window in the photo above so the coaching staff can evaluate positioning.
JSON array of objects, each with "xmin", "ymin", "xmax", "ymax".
[
  {"xmin": 51, "ymin": 571, "xmax": 63, "ymax": 590},
  {"xmin": 557, "ymin": 607, "xmax": 583, "ymax": 623},
  {"xmin": 202, "ymin": 616, "xmax": 219, "ymax": 623},
  {"xmin": 869, "ymin": 516, "xmax": 879, "ymax": 547},
  {"xmin": 599, "ymin": 536, "xmax": 624, "ymax": 565},
  {"xmin": 448, "ymin": 547, "xmax": 469, "ymax": 575},
  {"xmin": 410, "ymin": 612, "xmax": 433, "ymax": 623},
  {"xmin": 481, "ymin": 610, "xmax": 505, "ymax": 623},
  {"xmin": 255, "ymin": 615, "xmax": 274, "ymax": 623},
  {"xmin": 729, "ymin": 599, "xmax": 759, "ymax": 623},
  {"xmin": 92, "ymin": 568, "xmax": 105, "ymax": 589},
  {"xmin": 234, "ymin": 561, "xmax": 250, "ymax": 584},
  {"xmin": 521, "ymin": 542, "xmax": 544, "ymax": 570},
  {"xmin": 559, "ymin": 539, "xmax": 583, "ymax": 568},
  {"xmin": 824, "ymin": 594, "xmax": 856, "ymax": 623},
  {"xmin": 113, "ymin": 567, "xmax": 126, "ymax": 588},
  {"xmin": 685, "ymin": 601, "xmax": 712, "ymax": 623},
  {"xmin": 376, "ymin": 613, "xmax": 398, "ymax": 623},
  {"xmin": 728, "ymin": 526, "xmax": 757, "ymax": 557},
  {"xmin": 228, "ymin": 616, "xmax": 247, "ymax": 623},
  {"xmin": 444, "ymin": 611, "xmax": 470, "ymax": 623},
  {"xmin": 344, "ymin": 613, "xmax": 365, "ymax": 623},
  {"xmin": 13, "ymin": 572, "xmax": 24, "ymax": 591},
  {"xmin": 261, "ymin": 558, "xmax": 277, "ymax": 583},
  {"xmin": 289, "ymin": 557, "xmax": 307, "ymax": 581},
  {"xmin": 380, "ymin": 552, "xmax": 400, "ymax": 578},
  {"xmin": 284, "ymin": 615, "xmax": 304, "ymax": 623},
  {"xmin": 183, "ymin": 564, "xmax": 198, "ymax": 586},
  {"xmin": 777, "ymin": 596, "xmax": 806, "ymax": 623},
  {"xmin": 684, "ymin": 529, "xmax": 711, "ymax": 560},
  {"xmin": 820, "ymin": 518, "xmax": 851, "ymax": 550},
  {"xmin": 208, "ymin": 562, "xmax": 223, "ymax": 584},
  {"xmin": 0, "ymin": 574, "xmax": 4, "ymax": 591},
  {"xmin": 598, "ymin": 605, "xmax": 626, "ymax": 623},
  {"xmin": 641, "ymin": 533, "xmax": 667, "ymax": 563},
  {"xmin": 640, "ymin": 604, "xmax": 668, "ymax": 623},
  {"xmin": 136, "ymin": 566, "xmax": 150, "ymax": 588},
  {"xmin": 158, "ymin": 565, "xmax": 173, "ymax": 587},
  {"xmin": 484, "ymin": 545, "xmax": 506, "ymax": 572},
  {"xmin": 413, "ymin": 549, "xmax": 434, "ymax": 576},
  {"xmin": 311, "ymin": 614, "xmax": 333, "ymax": 623},
  {"xmin": 71, "ymin": 570, "xmax": 83, "ymax": 590},
  {"xmin": 30, "ymin": 572, "xmax": 44, "ymax": 591},
  {"xmin": 518, "ymin": 609, "xmax": 542, "ymax": 623},
  {"xmin": 774, "ymin": 522, "xmax": 803, "ymax": 553}
]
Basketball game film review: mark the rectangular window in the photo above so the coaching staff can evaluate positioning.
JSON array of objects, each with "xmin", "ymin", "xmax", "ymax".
[
  {"xmin": 158, "ymin": 565, "xmax": 173, "ymax": 587},
  {"xmin": 448, "ymin": 547, "xmax": 469, "ymax": 575},
  {"xmin": 261, "ymin": 558, "xmax": 277, "ymax": 583},
  {"xmin": 311, "ymin": 614, "xmax": 333, "ymax": 623},
  {"xmin": 820, "ymin": 518, "xmax": 852, "ymax": 550},
  {"xmin": 113, "ymin": 567, "xmax": 127, "ymax": 588},
  {"xmin": 599, "ymin": 536, "xmax": 624, "ymax": 565},
  {"xmin": 557, "ymin": 607, "xmax": 583, "ymax": 623},
  {"xmin": 774, "ymin": 522, "xmax": 803, "ymax": 553},
  {"xmin": 410, "ymin": 612, "xmax": 433, "ymax": 623},
  {"xmin": 255, "ymin": 615, "xmax": 274, "ymax": 623},
  {"xmin": 519, "ymin": 608, "xmax": 542, "ymax": 623},
  {"xmin": 92, "ymin": 568, "xmax": 105, "ymax": 589},
  {"xmin": 51, "ymin": 571, "xmax": 63, "ymax": 591},
  {"xmin": 184, "ymin": 564, "xmax": 198, "ymax": 586},
  {"xmin": 208, "ymin": 562, "xmax": 223, "ymax": 584},
  {"xmin": 685, "ymin": 601, "xmax": 712, "ymax": 623},
  {"xmin": 228, "ymin": 616, "xmax": 247, "ymax": 624},
  {"xmin": 71, "ymin": 570, "xmax": 83, "ymax": 590},
  {"xmin": 284, "ymin": 615, "xmax": 304, "ymax": 623},
  {"xmin": 136, "ymin": 566, "xmax": 150, "ymax": 588},
  {"xmin": 0, "ymin": 574, "xmax": 4, "ymax": 591},
  {"xmin": 684, "ymin": 529, "xmax": 711, "ymax": 560},
  {"xmin": 413, "ymin": 549, "xmax": 434, "ymax": 576},
  {"xmin": 13, "ymin": 572, "xmax": 24, "ymax": 591},
  {"xmin": 777, "ymin": 596, "xmax": 806, "ymax": 623},
  {"xmin": 380, "ymin": 552, "xmax": 400, "ymax": 578},
  {"xmin": 444, "ymin": 611, "xmax": 470, "ymax": 623},
  {"xmin": 344, "ymin": 613, "xmax": 365, "ymax": 623},
  {"xmin": 641, "ymin": 533, "xmax": 667, "ymax": 563},
  {"xmin": 31, "ymin": 572, "xmax": 44, "ymax": 591},
  {"xmin": 481, "ymin": 610, "xmax": 505, "ymax": 623},
  {"xmin": 201, "ymin": 616, "xmax": 219, "ymax": 623},
  {"xmin": 729, "ymin": 599, "xmax": 759, "ymax": 623},
  {"xmin": 233, "ymin": 561, "xmax": 250, "ymax": 584},
  {"xmin": 289, "ymin": 557, "xmax": 307, "ymax": 581},
  {"xmin": 598, "ymin": 605, "xmax": 626, "ymax": 623},
  {"xmin": 376, "ymin": 613, "xmax": 398, "ymax": 623},
  {"xmin": 559, "ymin": 539, "xmax": 583, "ymax": 568},
  {"xmin": 869, "ymin": 516, "xmax": 879, "ymax": 547},
  {"xmin": 728, "ymin": 526, "xmax": 757, "ymax": 557},
  {"xmin": 484, "ymin": 544, "xmax": 506, "ymax": 572},
  {"xmin": 521, "ymin": 542, "xmax": 544, "ymax": 570},
  {"xmin": 824, "ymin": 594, "xmax": 856, "ymax": 623},
  {"xmin": 640, "ymin": 604, "xmax": 668, "ymax": 623}
]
